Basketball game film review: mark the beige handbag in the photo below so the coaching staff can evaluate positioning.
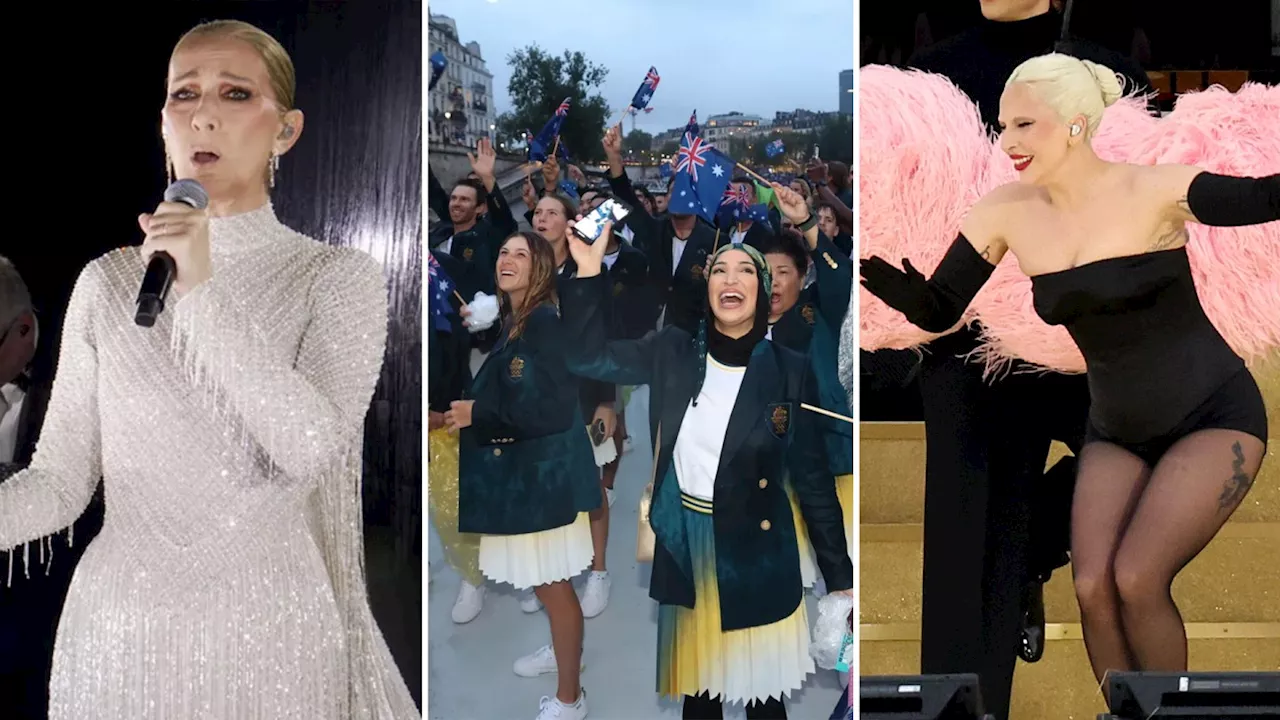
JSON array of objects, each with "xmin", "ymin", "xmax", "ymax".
[{"xmin": 636, "ymin": 421, "xmax": 661, "ymax": 563}]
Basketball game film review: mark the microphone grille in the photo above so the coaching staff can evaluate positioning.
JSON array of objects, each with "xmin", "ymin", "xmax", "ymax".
[{"xmin": 164, "ymin": 179, "xmax": 210, "ymax": 210}]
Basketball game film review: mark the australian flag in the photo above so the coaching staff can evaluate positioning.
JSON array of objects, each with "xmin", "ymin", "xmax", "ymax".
[
  {"xmin": 429, "ymin": 51, "xmax": 447, "ymax": 90},
  {"xmin": 629, "ymin": 66, "xmax": 660, "ymax": 110},
  {"xmin": 716, "ymin": 183, "xmax": 751, "ymax": 228},
  {"xmin": 659, "ymin": 161, "xmax": 672, "ymax": 179},
  {"xmin": 765, "ymin": 138, "xmax": 785, "ymax": 158},
  {"xmin": 669, "ymin": 131, "xmax": 734, "ymax": 223},
  {"xmin": 528, "ymin": 97, "xmax": 571, "ymax": 162},
  {"xmin": 428, "ymin": 252, "xmax": 456, "ymax": 334}
]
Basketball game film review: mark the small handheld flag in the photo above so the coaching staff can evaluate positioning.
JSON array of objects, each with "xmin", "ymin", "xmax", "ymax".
[
  {"xmin": 630, "ymin": 66, "xmax": 661, "ymax": 110},
  {"xmin": 428, "ymin": 253, "xmax": 457, "ymax": 334},
  {"xmin": 429, "ymin": 51, "xmax": 447, "ymax": 90}
]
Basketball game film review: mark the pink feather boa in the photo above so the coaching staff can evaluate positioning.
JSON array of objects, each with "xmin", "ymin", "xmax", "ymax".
[{"xmin": 859, "ymin": 65, "xmax": 1280, "ymax": 376}]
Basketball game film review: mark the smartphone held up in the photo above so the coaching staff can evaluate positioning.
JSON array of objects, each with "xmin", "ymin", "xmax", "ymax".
[{"xmin": 571, "ymin": 198, "xmax": 630, "ymax": 244}]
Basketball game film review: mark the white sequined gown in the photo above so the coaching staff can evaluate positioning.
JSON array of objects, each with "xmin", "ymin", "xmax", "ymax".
[{"xmin": 0, "ymin": 205, "xmax": 419, "ymax": 720}]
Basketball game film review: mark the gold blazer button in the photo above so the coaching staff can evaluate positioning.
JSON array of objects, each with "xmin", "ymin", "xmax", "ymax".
[
  {"xmin": 760, "ymin": 519, "xmax": 771, "ymax": 531},
  {"xmin": 758, "ymin": 478, "xmax": 768, "ymax": 489}
]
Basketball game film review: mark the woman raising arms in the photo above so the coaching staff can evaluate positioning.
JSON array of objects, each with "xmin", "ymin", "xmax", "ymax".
[
  {"xmin": 861, "ymin": 53, "xmax": 1279, "ymax": 682},
  {"xmin": 561, "ymin": 218, "xmax": 852, "ymax": 718}
]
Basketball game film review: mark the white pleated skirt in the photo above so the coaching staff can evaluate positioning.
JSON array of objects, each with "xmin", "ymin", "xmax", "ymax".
[{"xmin": 478, "ymin": 512, "xmax": 594, "ymax": 590}]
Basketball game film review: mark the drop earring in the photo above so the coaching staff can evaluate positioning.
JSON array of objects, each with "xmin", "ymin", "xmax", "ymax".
[
  {"xmin": 269, "ymin": 152, "xmax": 280, "ymax": 188},
  {"xmin": 165, "ymin": 147, "xmax": 175, "ymax": 185}
]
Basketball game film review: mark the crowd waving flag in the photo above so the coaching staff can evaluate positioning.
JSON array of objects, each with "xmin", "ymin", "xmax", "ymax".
[
  {"xmin": 669, "ymin": 130, "xmax": 735, "ymax": 223},
  {"xmin": 630, "ymin": 66, "xmax": 661, "ymax": 110},
  {"xmin": 528, "ymin": 97, "xmax": 572, "ymax": 162},
  {"xmin": 765, "ymin": 138, "xmax": 785, "ymax": 158},
  {"xmin": 428, "ymin": 252, "xmax": 456, "ymax": 333}
]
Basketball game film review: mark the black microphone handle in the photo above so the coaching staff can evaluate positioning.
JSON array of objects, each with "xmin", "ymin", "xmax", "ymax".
[{"xmin": 134, "ymin": 251, "xmax": 177, "ymax": 328}]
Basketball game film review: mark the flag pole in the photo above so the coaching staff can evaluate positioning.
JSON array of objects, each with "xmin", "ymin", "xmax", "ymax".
[
  {"xmin": 551, "ymin": 135, "xmax": 561, "ymax": 160},
  {"xmin": 734, "ymin": 163, "xmax": 771, "ymax": 186},
  {"xmin": 801, "ymin": 402, "xmax": 854, "ymax": 424},
  {"xmin": 712, "ymin": 227, "xmax": 721, "ymax": 253},
  {"xmin": 612, "ymin": 105, "xmax": 632, "ymax": 132}
]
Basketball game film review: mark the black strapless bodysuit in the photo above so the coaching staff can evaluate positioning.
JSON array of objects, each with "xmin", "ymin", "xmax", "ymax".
[{"xmin": 1031, "ymin": 247, "xmax": 1268, "ymax": 465}]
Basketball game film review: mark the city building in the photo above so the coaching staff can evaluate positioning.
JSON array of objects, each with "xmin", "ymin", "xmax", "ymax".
[
  {"xmin": 428, "ymin": 14, "xmax": 495, "ymax": 147},
  {"xmin": 839, "ymin": 69, "xmax": 854, "ymax": 115},
  {"xmin": 702, "ymin": 112, "xmax": 765, "ymax": 145},
  {"xmin": 773, "ymin": 108, "xmax": 836, "ymax": 132}
]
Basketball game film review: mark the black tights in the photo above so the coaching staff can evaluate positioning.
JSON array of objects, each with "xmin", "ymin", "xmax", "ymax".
[
  {"xmin": 682, "ymin": 692, "xmax": 786, "ymax": 719},
  {"xmin": 1071, "ymin": 429, "xmax": 1266, "ymax": 683}
]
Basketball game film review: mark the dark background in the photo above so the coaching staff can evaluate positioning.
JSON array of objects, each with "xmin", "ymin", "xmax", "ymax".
[
  {"xmin": 2, "ymin": 0, "xmax": 422, "ymax": 708},
  {"xmin": 862, "ymin": 0, "xmax": 1276, "ymax": 75}
]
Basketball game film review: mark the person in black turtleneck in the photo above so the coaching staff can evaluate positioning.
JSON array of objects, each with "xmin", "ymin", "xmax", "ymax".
[
  {"xmin": 858, "ymin": 2, "xmax": 1155, "ymax": 719},
  {"xmin": 561, "ymin": 234, "xmax": 852, "ymax": 720}
]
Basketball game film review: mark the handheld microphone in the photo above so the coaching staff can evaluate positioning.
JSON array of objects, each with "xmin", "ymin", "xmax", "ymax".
[{"xmin": 135, "ymin": 179, "xmax": 210, "ymax": 327}]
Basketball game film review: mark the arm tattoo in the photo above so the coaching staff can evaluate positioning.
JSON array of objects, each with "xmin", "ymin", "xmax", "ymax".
[
  {"xmin": 979, "ymin": 245, "xmax": 991, "ymax": 260},
  {"xmin": 1148, "ymin": 224, "xmax": 1189, "ymax": 252},
  {"xmin": 1217, "ymin": 441, "xmax": 1255, "ymax": 510}
]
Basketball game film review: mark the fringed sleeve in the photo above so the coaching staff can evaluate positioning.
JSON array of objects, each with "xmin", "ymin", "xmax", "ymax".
[{"xmin": 0, "ymin": 262, "xmax": 103, "ymax": 580}]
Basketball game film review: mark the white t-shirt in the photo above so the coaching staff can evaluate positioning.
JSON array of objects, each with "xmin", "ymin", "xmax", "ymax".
[
  {"xmin": 603, "ymin": 249, "xmax": 621, "ymax": 270},
  {"xmin": 671, "ymin": 237, "xmax": 688, "ymax": 278},
  {"xmin": 672, "ymin": 357, "xmax": 747, "ymax": 501},
  {"xmin": 0, "ymin": 382, "xmax": 26, "ymax": 464},
  {"xmin": 438, "ymin": 235, "xmax": 454, "ymax": 256}
]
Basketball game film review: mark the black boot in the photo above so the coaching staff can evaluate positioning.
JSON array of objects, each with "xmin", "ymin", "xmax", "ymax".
[{"xmin": 1018, "ymin": 579, "xmax": 1046, "ymax": 663}]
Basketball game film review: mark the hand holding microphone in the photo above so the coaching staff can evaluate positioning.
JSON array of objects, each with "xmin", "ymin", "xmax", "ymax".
[{"xmin": 135, "ymin": 179, "xmax": 210, "ymax": 326}]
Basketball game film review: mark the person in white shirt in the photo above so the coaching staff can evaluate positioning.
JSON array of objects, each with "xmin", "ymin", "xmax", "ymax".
[{"xmin": 0, "ymin": 256, "xmax": 38, "ymax": 466}]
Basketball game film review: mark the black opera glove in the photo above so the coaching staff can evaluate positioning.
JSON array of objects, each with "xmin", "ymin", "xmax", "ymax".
[
  {"xmin": 859, "ymin": 234, "xmax": 995, "ymax": 333},
  {"xmin": 859, "ymin": 255, "xmax": 931, "ymax": 316},
  {"xmin": 1187, "ymin": 172, "xmax": 1280, "ymax": 227}
]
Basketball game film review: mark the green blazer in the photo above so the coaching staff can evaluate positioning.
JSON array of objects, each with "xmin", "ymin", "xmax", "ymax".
[
  {"xmin": 560, "ymin": 275, "xmax": 852, "ymax": 632},
  {"xmin": 457, "ymin": 304, "xmax": 600, "ymax": 535}
]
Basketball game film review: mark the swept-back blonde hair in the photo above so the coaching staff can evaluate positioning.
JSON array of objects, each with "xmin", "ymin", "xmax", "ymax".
[{"xmin": 1006, "ymin": 53, "xmax": 1124, "ymax": 137}]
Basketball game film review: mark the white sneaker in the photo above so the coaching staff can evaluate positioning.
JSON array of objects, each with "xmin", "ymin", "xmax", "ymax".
[
  {"xmin": 535, "ymin": 690, "xmax": 589, "ymax": 719},
  {"xmin": 605, "ymin": 487, "xmax": 616, "ymax": 508},
  {"xmin": 514, "ymin": 643, "xmax": 586, "ymax": 677},
  {"xmin": 520, "ymin": 589, "xmax": 543, "ymax": 613},
  {"xmin": 579, "ymin": 571, "xmax": 611, "ymax": 619},
  {"xmin": 451, "ymin": 580, "xmax": 485, "ymax": 624}
]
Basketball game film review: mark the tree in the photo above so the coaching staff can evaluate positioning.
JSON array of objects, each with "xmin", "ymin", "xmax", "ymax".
[
  {"xmin": 815, "ymin": 113, "xmax": 853, "ymax": 165},
  {"xmin": 495, "ymin": 45, "xmax": 611, "ymax": 162},
  {"xmin": 624, "ymin": 129, "xmax": 653, "ymax": 155}
]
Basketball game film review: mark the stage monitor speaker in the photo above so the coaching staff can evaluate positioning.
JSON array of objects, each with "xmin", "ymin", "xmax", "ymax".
[
  {"xmin": 860, "ymin": 673, "xmax": 990, "ymax": 720},
  {"xmin": 1101, "ymin": 671, "xmax": 1280, "ymax": 718}
]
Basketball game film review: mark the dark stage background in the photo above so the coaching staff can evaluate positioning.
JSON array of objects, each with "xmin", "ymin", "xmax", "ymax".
[
  {"xmin": 862, "ymin": 0, "xmax": 1276, "ymax": 74},
  {"xmin": 1, "ymin": 0, "xmax": 423, "ymax": 713}
]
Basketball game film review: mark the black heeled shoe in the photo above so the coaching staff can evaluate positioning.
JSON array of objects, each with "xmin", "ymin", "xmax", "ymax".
[{"xmin": 1018, "ymin": 579, "xmax": 1046, "ymax": 663}]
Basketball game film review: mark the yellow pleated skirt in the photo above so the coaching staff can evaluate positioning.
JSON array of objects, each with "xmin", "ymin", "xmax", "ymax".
[
  {"xmin": 835, "ymin": 473, "xmax": 853, "ymax": 558},
  {"xmin": 787, "ymin": 474, "xmax": 856, "ymax": 588},
  {"xmin": 427, "ymin": 428, "xmax": 484, "ymax": 586},
  {"xmin": 656, "ymin": 493, "xmax": 815, "ymax": 706}
]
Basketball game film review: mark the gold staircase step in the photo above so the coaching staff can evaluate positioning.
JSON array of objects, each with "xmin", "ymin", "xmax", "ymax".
[
  {"xmin": 860, "ymin": 635, "xmax": 1280, "ymax": 720},
  {"xmin": 859, "ymin": 523, "xmax": 1280, "ymax": 625},
  {"xmin": 860, "ymin": 426, "xmax": 1280, "ymax": 525},
  {"xmin": 861, "ymin": 359, "xmax": 1280, "ymax": 525}
]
